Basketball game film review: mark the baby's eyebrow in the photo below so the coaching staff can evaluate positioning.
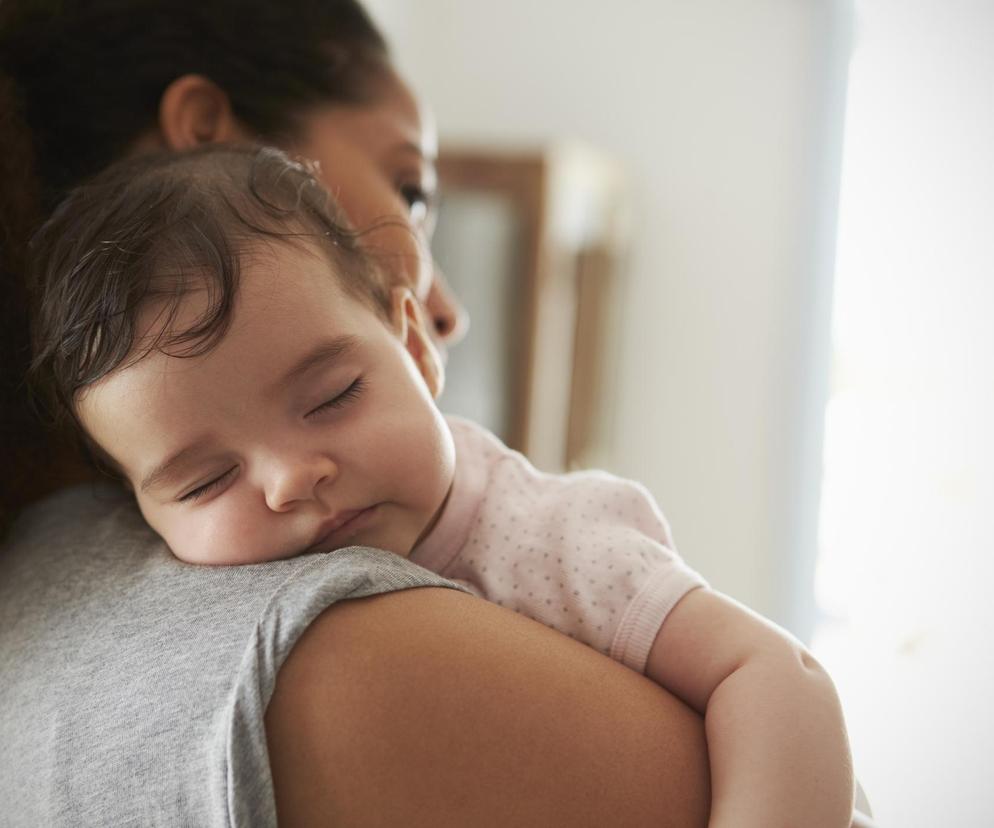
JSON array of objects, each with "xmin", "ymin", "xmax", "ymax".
[
  {"xmin": 140, "ymin": 436, "xmax": 217, "ymax": 495},
  {"xmin": 273, "ymin": 335, "xmax": 361, "ymax": 393}
]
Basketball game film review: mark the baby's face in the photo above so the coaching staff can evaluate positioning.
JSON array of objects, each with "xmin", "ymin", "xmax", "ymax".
[{"xmin": 76, "ymin": 243, "xmax": 455, "ymax": 565}]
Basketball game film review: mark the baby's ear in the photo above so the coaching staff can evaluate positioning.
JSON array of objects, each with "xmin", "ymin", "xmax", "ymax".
[{"xmin": 390, "ymin": 287, "xmax": 445, "ymax": 399}]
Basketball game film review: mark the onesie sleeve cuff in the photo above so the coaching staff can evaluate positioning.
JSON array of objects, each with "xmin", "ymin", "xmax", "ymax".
[{"xmin": 608, "ymin": 560, "xmax": 707, "ymax": 674}]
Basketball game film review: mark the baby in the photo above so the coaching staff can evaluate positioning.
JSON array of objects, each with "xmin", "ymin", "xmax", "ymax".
[{"xmin": 31, "ymin": 146, "xmax": 856, "ymax": 827}]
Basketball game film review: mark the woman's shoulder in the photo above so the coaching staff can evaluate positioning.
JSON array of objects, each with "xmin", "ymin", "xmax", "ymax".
[
  {"xmin": 266, "ymin": 586, "xmax": 710, "ymax": 827},
  {"xmin": 0, "ymin": 484, "xmax": 462, "ymax": 826},
  {"xmin": 7, "ymin": 481, "xmax": 137, "ymax": 538},
  {"xmin": 3, "ymin": 483, "xmax": 151, "ymax": 573}
]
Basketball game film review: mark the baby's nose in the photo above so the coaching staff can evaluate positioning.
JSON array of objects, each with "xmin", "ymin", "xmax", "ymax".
[{"xmin": 263, "ymin": 454, "xmax": 338, "ymax": 512}]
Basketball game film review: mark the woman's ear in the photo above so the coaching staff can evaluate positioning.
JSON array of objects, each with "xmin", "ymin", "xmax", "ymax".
[
  {"xmin": 158, "ymin": 75, "xmax": 248, "ymax": 150},
  {"xmin": 390, "ymin": 287, "xmax": 445, "ymax": 399}
]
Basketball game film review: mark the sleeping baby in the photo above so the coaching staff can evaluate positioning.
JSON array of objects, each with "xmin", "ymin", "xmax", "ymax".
[{"xmin": 30, "ymin": 145, "xmax": 859, "ymax": 828}]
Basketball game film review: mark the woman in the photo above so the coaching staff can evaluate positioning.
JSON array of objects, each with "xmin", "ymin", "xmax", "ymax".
[{"xmin": 0, "ymin": 1, "xmax": 712, "ymax": 824}]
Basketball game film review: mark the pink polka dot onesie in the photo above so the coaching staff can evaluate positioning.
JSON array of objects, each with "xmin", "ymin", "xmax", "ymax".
[{"xmin": 411, "ymin": 417, "xmax": 707, "ymax": 674}]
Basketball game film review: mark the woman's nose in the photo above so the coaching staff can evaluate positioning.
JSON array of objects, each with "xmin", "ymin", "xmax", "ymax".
[
  {"xmin": 263, "ymin": 453, "xmax": 338, "ymax": 512},
  {"xmin": 426, "ymin": 265, "xmax": 469, "ymax": 345}
]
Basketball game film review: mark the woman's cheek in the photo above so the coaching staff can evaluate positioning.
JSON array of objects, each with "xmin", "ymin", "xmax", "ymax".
[
  {"xmin": 318, "ymin": 160, "xmax": 432, "ymax": 299},
  {"xmin": 412, "ymin": 231, "xmax": 435, "ymax": 302},
  {"xmin": 364, "ymin": 222, "xmax": 433, "ymax": 299}
]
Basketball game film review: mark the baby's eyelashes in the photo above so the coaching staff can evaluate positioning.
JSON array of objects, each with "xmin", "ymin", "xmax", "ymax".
[
  {"xmin": 178, "ymin": 466, "xmax": 238, "ymax": 504},
  {"xmin": 305, "ymin": 376, "xmax": 366, "ymax": 418}
]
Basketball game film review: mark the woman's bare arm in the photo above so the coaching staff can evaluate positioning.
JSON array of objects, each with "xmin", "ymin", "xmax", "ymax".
[{"xmin": 266, "ymin": 587, "xmax": 711, "ymax": 827}]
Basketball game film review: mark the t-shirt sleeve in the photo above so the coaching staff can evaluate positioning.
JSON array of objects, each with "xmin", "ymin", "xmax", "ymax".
[
  {"xmin": 0, "ymin": 485, "xmax": 467, "ymax": 827},
  {"xmin": 222, "ymin": 548, "xmax": 472, "ymax": 826}
]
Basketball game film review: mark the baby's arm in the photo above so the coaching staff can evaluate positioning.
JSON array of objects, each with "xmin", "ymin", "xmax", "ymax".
[{"xmin": 646, "ymin": 588, "xmax": 854, "ymax": 828}]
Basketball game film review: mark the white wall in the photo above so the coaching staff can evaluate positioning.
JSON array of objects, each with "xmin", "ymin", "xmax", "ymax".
[{"xmin": 367, "ymin": 0, "xmax": 851, "ymax": 633}]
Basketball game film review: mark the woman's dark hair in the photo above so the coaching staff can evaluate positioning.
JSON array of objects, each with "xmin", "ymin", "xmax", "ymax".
[
  {"xmin": 0, "ymin": 0, "xmax": 390, "ymax": 524},
  {"xmin": 29, "ymin": 145, "xmax": 392, "ymax": 455},
  {"xmin": 1, "ymin": 0, "xmax": 389, "ymax": 211}
]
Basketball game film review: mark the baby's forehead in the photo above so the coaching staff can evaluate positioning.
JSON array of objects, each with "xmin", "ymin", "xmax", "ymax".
[
  {"xmin": 76, "ymin": 234, "xmax": 390, "ymax": 450},
  {"xmin": 133, "ymin": 238, "xmax": 343, "ymax": 343},
  {"xmin": 78, "ymin": 248, "xmax": 382, "ymax": 438},
  {"xmin": 183, "ymin": 245, "xmax": 371, "ymax": 344}
]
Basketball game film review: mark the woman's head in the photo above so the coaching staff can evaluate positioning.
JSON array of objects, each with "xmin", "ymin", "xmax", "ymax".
[
  {"xmin": 1, "ymin": 0, "xmax": 463, "ymax": 331},
  {"xmin": 0, "ymin": 0, "xmax": 465, "ymax": 517},
  {"xmin": 0, "ymin": 0, "xmax": 389, "ymax": 210}
]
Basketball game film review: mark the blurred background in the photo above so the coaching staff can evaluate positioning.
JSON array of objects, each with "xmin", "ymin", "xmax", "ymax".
[{"xmin": 368, "ymin": 0, "xmax": 993, "ymax": 824}]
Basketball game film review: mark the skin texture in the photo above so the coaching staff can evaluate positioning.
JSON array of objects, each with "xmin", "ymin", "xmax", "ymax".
[
  {"xmin": 77, "ymin": 246, "xmax": 454, "ymax": 566},
  {"xmin": 647, "ymin": 589, "xmax": 855, "ymax": 827},
  {"xmin": 265, "ymin": 586, "xmax": 712, "ymax": 827}
]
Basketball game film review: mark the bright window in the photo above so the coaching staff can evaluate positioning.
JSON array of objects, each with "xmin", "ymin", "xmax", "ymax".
[{"xmin": 812, "ymin": 2, "xmax": 994, "ymax": 824}]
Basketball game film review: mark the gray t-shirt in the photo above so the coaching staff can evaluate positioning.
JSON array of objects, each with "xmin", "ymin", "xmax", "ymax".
[{"xmin": 0, "ymin": 485, "xmax": 464, "ymax": 827}]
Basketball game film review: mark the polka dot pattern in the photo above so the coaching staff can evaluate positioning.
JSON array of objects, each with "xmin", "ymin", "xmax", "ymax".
[{"xmin": 412, "ymin": 417, "xmax": 708, "ymax": 673}]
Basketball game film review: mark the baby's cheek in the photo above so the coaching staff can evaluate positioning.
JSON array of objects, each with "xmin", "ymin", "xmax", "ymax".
[
  {"xmin": 403, "ymin": 415, "xmax": 455, "ymax": 514},
  {"xmin": 134, "ymin": 499, "xmax": 198, "ymax": 564},
  {"xmin": 190, "ymin": 504, "xmax": 265, "ymax": 566},
  {"xmin": 146, "ymin": 500, "xmax": 237, "ymax": 566},
  {"xmin": 159, "ymin": 516, "xmax": 221, "ymax": 565}
]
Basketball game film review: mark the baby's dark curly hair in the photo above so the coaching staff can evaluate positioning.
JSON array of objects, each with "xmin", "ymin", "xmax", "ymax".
[{"xmin": 29, "ymin": 145, "xmax": 393, "ymax": 454}]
